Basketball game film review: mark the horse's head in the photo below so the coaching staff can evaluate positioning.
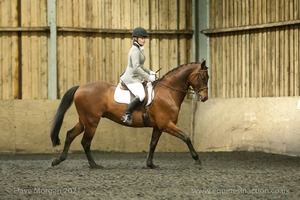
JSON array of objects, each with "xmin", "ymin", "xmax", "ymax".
[{"xmin": 188, "ymin": 60, "xmax": 209, "ymax": 102}]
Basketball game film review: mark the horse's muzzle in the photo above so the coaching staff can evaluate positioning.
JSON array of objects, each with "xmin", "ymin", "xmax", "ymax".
[{"xmin": 199, "ymin": 96, "xmax": 208, "ymax": 102}]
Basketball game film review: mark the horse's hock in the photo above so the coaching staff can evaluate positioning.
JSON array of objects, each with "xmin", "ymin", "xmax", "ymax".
[{"xmin": 0, "ymin": 98, "xmax": 300, "ymax": 156}]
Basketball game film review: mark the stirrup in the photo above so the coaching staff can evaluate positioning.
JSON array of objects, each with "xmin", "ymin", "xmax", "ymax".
[{"xmin": 121, "ymin": 114, "xmax": 132, "ymax": 125}]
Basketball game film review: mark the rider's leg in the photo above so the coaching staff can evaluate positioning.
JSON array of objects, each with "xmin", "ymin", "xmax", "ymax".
[
  {"xmin": 121, "ymin": 96, "xmax": 141, "ymax": 125},
  {"xmin": 121, "ymin": 83, "xmax": 145, "ymax": 125}
]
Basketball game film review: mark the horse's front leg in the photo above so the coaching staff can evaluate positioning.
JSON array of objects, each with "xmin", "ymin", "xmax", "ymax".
[
  {"xmin": 165, "ymin": 122, "xmax": 202, "ymax": 169},
  {"xmin": 146, "ymin": 127, "xmax": 162, "ymax": 168}
]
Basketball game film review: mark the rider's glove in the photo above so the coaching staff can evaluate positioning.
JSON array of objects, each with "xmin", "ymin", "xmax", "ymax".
[
  {"xmin": 150, "ymin": 71, "xmax": 156, "ymax": 75},
  {"xmin": 149, "ymin": 74, "xmax": 156, "ymax": 82}
]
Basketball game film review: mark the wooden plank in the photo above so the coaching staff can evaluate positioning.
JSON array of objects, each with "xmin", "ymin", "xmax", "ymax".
[
  {"xmin": 30, "ymin": 1, "xmax": 38, "ymax": 99},
  {"xmin": 167, "ymin": 0, "xmax": 177, "ymax": 69},
  {"xmin": 217, "ymin": 35, "xmax": 223, "ymax": 98},
  {"xmin": 274, "ymin": 0, "xmax": 281, "ymax": 97},
  {"xmin": 21, "ymin": 33, "xmax": 30, "ymax": 99},
  {"xmin": 179, "ymin": 0, "xmax": 186, "ymax": 30},
  {"xmin": 57, "ymin": 32, "xmax": 63, "ymax": 97},
  {"xmin": 262, "ymin": 0, "xmax": 267, "ymax": 97},
  {"xmin": 284, "ymin": 1, "xmax": 289, "ymax": 96},
  {"xmin": 21, "ymin": 0, "xmax": 31, "ymax": 99},
  {"xmin": 159, "ymin": 0, "xmax": 168, "ymax": 30},
  {"xmin": 279, "ymin": 0, "xmax": 284, "ymax": 96},
  {"xmin": 2, "ymin": 34, "xmax": 11, "ymax": 99},
  {"xmin": 275, "ymin": 0, "xmax": 280, "ymax": 97},
  {"xmin": 268, "ymin": 0, "xmax": 275, "ymax": 97},
  {"xmin": 31, "ymin": 41, "xmax": 38, "ymax": 99},
  {"xmin": 56, "ymin": 0, "xmax": 62, "ymax": 27},
  {"xmin": 243, "ymin": 0, "xmax": 249, "ymax": 97},
  {"xmin": 0, "ymin": 27, "xmax": 49, "ymax": 31},
  {"xmin": 290, "ymin": 27, "xmax": 295, "ymax": 96},
  {"xmin": 202, "ymin": 19, "xmax": 300, "ymax": 34},
  {"xmin": 289, "ymin": 0, "xmax": 295, "ymax": 96},
  {"xmin": 1, "ymin": 1, "xmax": 12, "ymax": 98},
  {"xmin": 186, "ymin": 0, "xmax": 193, "ymax": 30},
  {"xmin": 112, "ymin": 0, "xmax": 121, "ymax": 83},
  {"xmin": 221, "ymin": 0, "xmax": 226, "ymax": 98},
  {"xmin": 295, "ymin": 8, "xmax": 299, "ymax": 95},
  {"xmin": 66, "ymin": 35, "xmax": 74, "ymax": 86},
  {"xmin": 12, "ymin": 33, "xmax": 19, "ymax": 99},
  {"xmin": 142, "ymin": 0, "xmax": 150, "ymax": 29},
  {"xmin": 123, "ymin": 0, "xmax": 131, "ymax": 29},
  {"xmin": 56, "ymin": 27, "xmax": 193, "ymax": 35},
  {"xmin": 40, "ymin": 33, "xmax": 48, "ymax": 99},
  {"xmin": 233, "ymin": 0, "xmax": 238, "ymax": 97}
]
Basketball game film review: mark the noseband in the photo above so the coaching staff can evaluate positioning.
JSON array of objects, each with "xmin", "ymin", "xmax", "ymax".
[{"xmin": 189, "ymin": 68, "xmax": 208, "ymax": 98}]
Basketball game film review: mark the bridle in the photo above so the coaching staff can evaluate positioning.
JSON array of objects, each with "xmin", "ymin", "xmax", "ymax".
[{"xmin": 190, "ymin": 68, "xmax": 208, "ymax": 91}]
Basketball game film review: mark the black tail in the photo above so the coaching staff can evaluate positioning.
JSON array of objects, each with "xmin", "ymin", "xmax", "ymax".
[{"xmin": 50, "ymin": 86, "xmax": 79, "ymax": 147}]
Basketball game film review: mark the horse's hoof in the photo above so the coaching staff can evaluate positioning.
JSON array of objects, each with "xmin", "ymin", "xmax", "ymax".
[
  {"xmin": 194, "ymin": 160, "xmax": 202, "ymax": 170},
  {"xmin": 147, "ymin": 163, "xmax": 159, "ymax": 169},
  {"xmin": 89, "ymin": 164, "xmax": 104, "ymax": 169},
  {"xmin": 51, "ymin": 158, "xmax": 60, "ymax": 166}
]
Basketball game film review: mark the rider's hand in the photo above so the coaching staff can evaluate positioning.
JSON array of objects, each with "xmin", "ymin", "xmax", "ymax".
[
  {"xmin": 149, "ymin": 74, "xmax": 156, "ymax": 82},
  {"xmin": 150, "ymin": 71, "xmax": 156, "ymax": 75}
]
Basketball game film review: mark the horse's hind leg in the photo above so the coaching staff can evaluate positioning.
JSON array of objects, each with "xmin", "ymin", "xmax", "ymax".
[
  {"xmin": 81, "ymin": 125, "xmax": 103, "ymax": 169},
  {"xmin": 52, "ymin": 121, "xmax": 84, "ymax": 166}
]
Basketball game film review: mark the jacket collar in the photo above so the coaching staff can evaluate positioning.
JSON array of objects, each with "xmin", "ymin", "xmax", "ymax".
[{"xmin": 133, "ymin": 42, "xmax": 144, "ymax": 50}]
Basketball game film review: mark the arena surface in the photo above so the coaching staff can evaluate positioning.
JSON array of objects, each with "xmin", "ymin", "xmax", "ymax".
[{"xmin": 1, "ymin": 151, "xmax": 299, "ymax": 199}]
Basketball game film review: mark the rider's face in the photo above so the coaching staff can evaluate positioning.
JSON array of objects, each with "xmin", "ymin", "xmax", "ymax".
[{"xmin": 137, "ymin": 37, "xmax": 146, "ymax": 46}]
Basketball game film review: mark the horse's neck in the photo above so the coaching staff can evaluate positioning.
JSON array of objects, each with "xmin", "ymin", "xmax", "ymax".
[
  {"xmin": 163, "ymin": 66, "xmax": 195, "ymax": 90},
  {"xmin": 158, "ymin": 66, "xmax": 195, "ymax": 104}
]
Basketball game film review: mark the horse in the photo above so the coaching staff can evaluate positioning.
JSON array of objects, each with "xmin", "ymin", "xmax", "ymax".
[{"xmin": 50, "ymin": 60, "xmax": 209, "ymax": 169}]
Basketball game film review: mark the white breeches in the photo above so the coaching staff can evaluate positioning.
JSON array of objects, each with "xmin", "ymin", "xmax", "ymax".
[{"xmin": 126, "ymin": 82, "xmax": 145, "ymax": 101}]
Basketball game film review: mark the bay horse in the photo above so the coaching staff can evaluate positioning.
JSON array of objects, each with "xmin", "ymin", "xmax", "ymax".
[{"xmin": 50, "ymin": 60, "xmax": 209, "ymax": 169}]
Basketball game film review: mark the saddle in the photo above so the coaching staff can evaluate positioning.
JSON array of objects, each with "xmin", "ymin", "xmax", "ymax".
[
  {"xmin": 114, "ymin": 82, "xmax": 154, "ymax": 126},
  {"xmin": 114, "ymin": 81, "xmax": 154, "ymax": 106}
]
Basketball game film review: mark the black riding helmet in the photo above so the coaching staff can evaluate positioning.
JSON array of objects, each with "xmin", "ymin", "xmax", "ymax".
[{"xmin": 132, "ymin": 27, "xmax": 149, "ymax": 38}]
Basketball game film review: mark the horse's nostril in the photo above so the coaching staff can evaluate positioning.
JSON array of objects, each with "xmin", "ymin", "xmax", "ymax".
[{"xmin": 201, "ymin": 96, "xmax": 208, "ymax": 102}]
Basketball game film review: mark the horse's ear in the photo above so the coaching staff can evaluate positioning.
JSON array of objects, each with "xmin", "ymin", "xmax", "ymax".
[{"xmin": 201, "ymin": 59, "xmax": 206, "ymax": 69}]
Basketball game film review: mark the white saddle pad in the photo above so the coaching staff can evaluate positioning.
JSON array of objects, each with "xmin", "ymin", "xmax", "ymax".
[{"xmin": 114, "ymin": 82, "xmax": 154, "ymax": 106}]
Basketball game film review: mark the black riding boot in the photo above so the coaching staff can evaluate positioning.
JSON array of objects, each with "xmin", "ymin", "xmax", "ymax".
[{"xmin": 121, "ymin": 97, "xmax": 141, "ymax": 125}]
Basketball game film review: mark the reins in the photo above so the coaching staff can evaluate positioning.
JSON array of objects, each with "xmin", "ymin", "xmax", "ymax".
[{"xmin": 156, "ymin": 82, "xmax": 193, "ymax": 94}]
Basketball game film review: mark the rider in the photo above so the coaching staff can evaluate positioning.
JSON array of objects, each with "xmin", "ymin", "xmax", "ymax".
[{"xmin": 120, "ymin": 27, "xmax": 156, "ymax": 125}]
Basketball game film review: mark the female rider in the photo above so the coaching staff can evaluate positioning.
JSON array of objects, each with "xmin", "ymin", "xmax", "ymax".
[{"xmin": 120, "ymin": 27, "xmax": 156, "ymax": 125}]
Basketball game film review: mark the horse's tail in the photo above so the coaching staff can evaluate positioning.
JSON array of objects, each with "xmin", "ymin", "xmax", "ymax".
[{"xmin": 50, "ymin": 85, "xmax": 79, "ymax": 147}]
